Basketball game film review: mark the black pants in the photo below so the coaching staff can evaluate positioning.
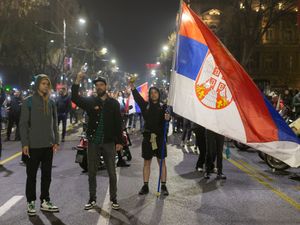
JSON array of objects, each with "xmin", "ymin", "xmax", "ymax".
[
  {"xmin": 7, "ymin": 114, "xmax": 20, "ymax": 140},
  {"xmin": 58, "ymin": 113, "xmax": 67, "ymax": 139},
  {"xmin": 26, "ymin": 147, "xmax": 53, "ymax": 202},
  {"xmin": 195, "ymin": 126, "xmax": 206, "ymax": 168},
  {"xmin": 205, "ymin": 130, "xmax": 224, "ymax": 174},
  {"xmin": 182, "ymin": 119, "xmax": 192, "ymax": 141}
]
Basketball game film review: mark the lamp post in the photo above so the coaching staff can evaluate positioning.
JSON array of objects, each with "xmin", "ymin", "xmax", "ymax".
[{"xmin": 61, "ymin": 17, "xmax": 87, "ymax": 84}]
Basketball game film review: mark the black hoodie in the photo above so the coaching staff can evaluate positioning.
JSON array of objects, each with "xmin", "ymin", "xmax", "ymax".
[{"xmin": 132, "ymin": 87, "xmax": 166, "ymax": 136}]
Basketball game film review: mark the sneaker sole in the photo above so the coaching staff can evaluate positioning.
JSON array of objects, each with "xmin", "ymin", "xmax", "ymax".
[
  {"xmin": 27, "ymin": 212, "xmax": 36, "ymax": 216},
  {"xmin": 84, "ymin": 206, "xmax": 95, "ymax": 210},
  {"xmin": 112, "ymin": 205, "xmax": 120, "ymax": 210},
  {"xmin": 40, "ymin": 208, "xmax": 59, "ymax": 213}
]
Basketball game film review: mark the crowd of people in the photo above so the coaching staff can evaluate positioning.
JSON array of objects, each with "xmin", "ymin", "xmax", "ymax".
[{"xmin": 0, "ymin": 73, "xmax": 299, "ymax": 217}]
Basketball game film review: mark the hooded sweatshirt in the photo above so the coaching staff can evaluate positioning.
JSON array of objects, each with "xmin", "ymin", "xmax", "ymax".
[
  {"xmin": 19, "ymin": 74, "xmax": 59, "ymax": 148},
  {"xmin": 132, "ymin": 87, "xmax": 166, "ymax": 136}
]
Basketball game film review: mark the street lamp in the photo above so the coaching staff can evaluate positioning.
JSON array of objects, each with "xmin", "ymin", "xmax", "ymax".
[
  {"xmin": 78, "ymin": 18, "xmax": 87, "ymax": 25},
  {"xmin": 61, "ymin": 17, "xmax": 87, "ymax": 79},
  {"xmin": 162, "ymin": 45, "xmax": 169, "ymax": 52},
  {"xmin": 111, "ymin": 59, "xmax": 117, "ymax": 64},
  {"xmin": 101, "ymin": 47, "xmax": 108, "ymax": 55}
]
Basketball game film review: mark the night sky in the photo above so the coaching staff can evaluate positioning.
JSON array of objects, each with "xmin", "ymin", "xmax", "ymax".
[{"xmin": 83, "ymin": 0, "xmax": 180, "ymax": 75}]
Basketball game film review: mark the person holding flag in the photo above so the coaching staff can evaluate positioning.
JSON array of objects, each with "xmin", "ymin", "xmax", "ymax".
[{"xmin": 129, "ymin": 79, "xmax": 170, "ymax": 196}]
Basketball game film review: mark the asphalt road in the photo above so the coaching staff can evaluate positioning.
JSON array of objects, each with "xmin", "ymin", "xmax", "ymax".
[{"xmin": 0, "ymin": 125, "xmax": 300, "ymax": 225}]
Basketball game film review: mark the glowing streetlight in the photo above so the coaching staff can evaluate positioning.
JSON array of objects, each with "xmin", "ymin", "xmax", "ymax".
[
  {"xmin": 156, "ymin": 61, "xmax": 161, "ymax": 65},
  {"xmin": 162, "ymin": 45, "xmax": 169, "ymax": 52},
  {"xmin": 100, "ymin": 47, "xmax": 108, "ymax": 55},
  {"xmin": 78, "ymin": 18, "xmax": 86, "ymax": 25},
  {"xmin": 50, "ymin": 40, "xmax": 54, "ymax": 43},
  {"xmin": 111, "ymin": 59, "xmax": 117, "ymax": 64}
]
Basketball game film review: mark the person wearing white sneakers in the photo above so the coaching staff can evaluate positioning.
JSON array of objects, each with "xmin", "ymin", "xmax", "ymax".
[{"xmin": 20, "ymin": 74, "xmax": 59, "ymax": 216}]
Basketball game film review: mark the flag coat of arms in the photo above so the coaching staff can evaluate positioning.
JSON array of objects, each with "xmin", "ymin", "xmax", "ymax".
[{"xmin": 169, "ymin": 3, "xmax": 300, "ymax": 167}]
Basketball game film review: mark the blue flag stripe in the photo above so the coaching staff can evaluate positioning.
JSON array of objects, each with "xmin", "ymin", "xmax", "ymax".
[{"xmin": 175, "ymin": 35, "xmax": 209, "ymax": 81}]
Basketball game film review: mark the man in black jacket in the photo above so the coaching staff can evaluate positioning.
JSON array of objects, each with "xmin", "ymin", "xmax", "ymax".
[
  {"xmin": 6, "ymin": 90, "xmax": 22, "ymax": 141},
  {"xmin": 72, "ymin": 72, "xmax": 123, "ymax": 210},
  {"xmin": 56, "ymin": 87, "xmax": 71, "ymax": 142},
  {"xmin": 129, "ymin": 81, "xmax": 170, "ymax": 196}
]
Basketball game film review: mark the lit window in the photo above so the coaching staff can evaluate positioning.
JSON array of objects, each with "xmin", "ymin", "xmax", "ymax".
[{"xmin": 208, "ymin": 9, "xmax": 221, "ymax": 16}]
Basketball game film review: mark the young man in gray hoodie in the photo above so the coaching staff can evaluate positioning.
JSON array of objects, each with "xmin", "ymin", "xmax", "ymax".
[{"xmin": 20, "ymin": 74, "xmax": 59, "ymax": 216}]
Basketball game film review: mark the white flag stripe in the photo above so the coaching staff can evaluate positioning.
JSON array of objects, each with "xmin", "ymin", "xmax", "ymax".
[{"xmin": 170, "ymin": 71, "xmax": 247, "ymax": 143}]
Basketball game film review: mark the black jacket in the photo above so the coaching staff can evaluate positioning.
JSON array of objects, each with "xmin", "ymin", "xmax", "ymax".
[
  {"xmin": 132, "ymin": 88, "xmax": 166, "ymax": 136},
  {"xmin": 56, "ymin": 94, "xmax": 71, "ymax": 114},
  {"xmin": 7, "ymin": 95, "xmax": 22, "ymax": 116},
  {"xmin": 71, "ymin": 84, "xmax": 123, "ymax": 144}
]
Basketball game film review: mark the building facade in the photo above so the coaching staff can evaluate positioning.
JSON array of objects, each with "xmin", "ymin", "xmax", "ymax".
[{"xmin": 187, "ymin": 0, "xmax": 300, "ymax": 89}]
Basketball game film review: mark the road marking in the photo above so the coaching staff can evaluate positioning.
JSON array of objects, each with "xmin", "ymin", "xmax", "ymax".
[
  {"xmin": 227, "ymin": 158, "xmax": 300, "ymax": 211},
  {"xmin": 0, "ymin": 195, "xmax": 23, "ymax": 217},
  {"xmin": 0, "ymin": 152, "xmax": 22, "ymax": 165},
  {"xmin": 237, "ymin": 159, "xmax": 273, "ymax": 182},
  {"xmin": 97, "ymin": 168, "xmax": 121, "ymax": 225}
]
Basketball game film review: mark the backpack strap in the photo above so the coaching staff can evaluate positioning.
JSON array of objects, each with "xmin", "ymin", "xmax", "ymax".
[
  {"xmin": 27, "ymin": 96, "xmax": 55, "ymax": 127},
  {"xmin": 27, "ymin": 96, "xmax": 33, "ymax": 127}
]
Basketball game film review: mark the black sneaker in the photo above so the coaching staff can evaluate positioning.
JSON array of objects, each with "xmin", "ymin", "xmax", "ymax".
[
  {"xmin": 116, "ymin": 159, "xmax": 130, "ymax": 167},
  {"xmin": 217, "ymin": 173, "xmax": 227, "ymax": 180},
  {"xmin": 111, "ymin": 200, "xmax": 120, "ymax": 210},
  {"xmin": 84, "ymin": 199, "xmax": 96, "ymax": 210},
  {"xmin": 138, "ymin": 184, "xmax": 149, "ymax": 195},
  {"xmin": 204, "ymin": 172, "xmax": 210, "ymax": 179},
  {"xmin": 161, "ymin": 185, "xmax": 169, "ymax": 196}
]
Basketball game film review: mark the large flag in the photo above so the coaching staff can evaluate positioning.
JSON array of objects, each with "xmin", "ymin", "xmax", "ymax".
[
  {"xmin": 127, "ymin": 82, "xmax": 148, "ymax": 114},
  {"xmin": 169, "ymin": 2, "xmax": 300, "ymax": 167}
]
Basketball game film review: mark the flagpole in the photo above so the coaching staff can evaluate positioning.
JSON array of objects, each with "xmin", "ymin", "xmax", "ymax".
[
  {"xmin": 156, "ymin": 120, "xmax": 169, "ymax": 197},
  {"xmin": 168, "ymin": 0, "xmax": 184, "ymax": 106}
]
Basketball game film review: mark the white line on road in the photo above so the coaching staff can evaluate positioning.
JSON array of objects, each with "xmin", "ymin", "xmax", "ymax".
[
  {"xmin": 0, "ymin": 195, "xmax": 23, "ymax": 217},
  {"xmin": 97, "ymin": 168, "xmax": 120, "ymax": 225}
]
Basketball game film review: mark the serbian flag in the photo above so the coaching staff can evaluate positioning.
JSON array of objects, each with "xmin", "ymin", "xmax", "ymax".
[
  {"xmin": 169, "ymin": 3, "xmax": 300, "ymax": 167},
  {"xmin": 127, "ymin": 82, "xmax": 148, "ymax": 114}
]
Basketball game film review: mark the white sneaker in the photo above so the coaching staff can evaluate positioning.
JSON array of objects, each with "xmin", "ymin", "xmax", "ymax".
[
  {"xmin": 27, "ymin": 201, "xmax": 36, "ymax": 216},
  {"xmin": 40, "ymin": 200, "xmax": 59, "ymax": 212},
  {"xmin": 111, "ymin": 200, "xmax": 120, "ymax": 210},
  {"xmin": 84, "ymin": 199, "xmax": 96, "ymax": 210}
]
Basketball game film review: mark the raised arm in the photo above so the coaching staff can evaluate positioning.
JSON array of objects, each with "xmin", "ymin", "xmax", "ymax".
[{"xmin": 71, "ymin": 72, "xmax": 91, "ymax": 111}]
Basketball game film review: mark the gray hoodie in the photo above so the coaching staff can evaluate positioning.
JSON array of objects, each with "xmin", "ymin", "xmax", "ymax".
[{"xmin": 19, "ymin": 75, "xmax": 59, "ymax": 148}]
